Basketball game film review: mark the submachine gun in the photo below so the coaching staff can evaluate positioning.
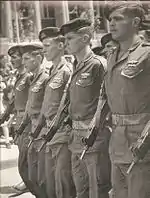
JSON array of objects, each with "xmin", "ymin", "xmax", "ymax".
[
  {"xmin": 80, "ymin": 82, "xmax": 111, "ymax": 160},
  {"xmin": 127, "ymin": 120, "xmax": 150, "ymax": 174},
  {"xmin": 37, "ymin": 74, "xmax": 72, "ymax": 152}
]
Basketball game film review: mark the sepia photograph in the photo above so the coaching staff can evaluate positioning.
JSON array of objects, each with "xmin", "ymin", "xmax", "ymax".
[{"xmin": 0, "ymin": 1, "xmax": 150, "ymax": 198}]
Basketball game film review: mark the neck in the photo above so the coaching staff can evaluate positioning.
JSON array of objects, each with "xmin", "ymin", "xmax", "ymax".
[
  {"xmin": 18, "ymin": 65, "xmax": 25, "ymax": 74},
  {"xmin": 119, "ymin": 34, "xmax": 139, "ymax": 52},
  {"xmin": 32, "ymin": 65, "xmax": 40, "ymax": 76},
  {"xmin": 75, "ymin": 45, "xmax": 91, "ymax": 63},
  {"xmin": 53, "ymin": 52, "xmax": 63, "ymax": 70}
]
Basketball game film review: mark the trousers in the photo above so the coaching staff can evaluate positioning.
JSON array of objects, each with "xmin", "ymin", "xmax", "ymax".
[
  {"xmin": 45, "ymin": 143, "xmax": 76, "ymax": 198},
  {"xmin": 111, "ymin": 162, "xmax": 150, "ymax": 198}
]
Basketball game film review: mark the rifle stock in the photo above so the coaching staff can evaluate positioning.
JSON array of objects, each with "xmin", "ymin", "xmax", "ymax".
[
  {"xmin": 38, "ymin": 74, "xmax": 72, "ymax": 152},
  {"xmin": 28, "ymin": 116, "xmax": 46, "ymax": 148},
  {"xmin": 80, "ymin": 100, "xmax": 110, "ymax": 160},
  {"xmin": 127, "ymin": 120, "xmax": 150, "ymax": 174}
]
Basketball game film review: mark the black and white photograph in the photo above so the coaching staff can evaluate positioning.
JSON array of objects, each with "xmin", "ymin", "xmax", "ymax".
[{"xmin": 0, "ymin": 1, "xmax": 150, "ymax": 198}]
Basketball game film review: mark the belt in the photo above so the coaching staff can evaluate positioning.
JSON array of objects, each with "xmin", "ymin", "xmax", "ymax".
[
  {"xmin": 112, "ymin": 113, "xmax": 150, "ymax": 126},
  {"xmin": 72, "ymin": 119, "xmax": 92, "ymax": 130}
]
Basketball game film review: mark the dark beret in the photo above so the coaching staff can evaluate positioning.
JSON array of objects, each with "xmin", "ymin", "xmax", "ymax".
[
  {"xmin": 104, "ymin": 1, "xmax": 145, "ymax": 21},
  {"xmin": 39, "ymin": 27, "xmax": 60, "ymax": 42},
  {"xmin": 21, "ymin": 43, "xmax": 43, "ymax": 54},
  {"xmin": 8, "ymin": 45, "xmax": 23, "ymax": 56},
  {"xmin": 101, "ymin": 33, "xmax": 114, "ymax": 47},
  {"xmin": 60, "ymin": 18, "xmax": 92, "ymax": 35},
  {"xmin": 140, "ymin": 19, "xmax": 150, "ymax": 30}
]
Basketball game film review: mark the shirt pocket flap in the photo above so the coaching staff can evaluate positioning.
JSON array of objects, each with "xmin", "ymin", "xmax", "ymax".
[
  {"xmin": 76, "ymin": 75, "xmax": 93, "ymax": 87},
  {"xmin": 49, "ymin": 77, "xmax": 64, "ymax": 89},
  {"xmin": 121, "ymin": 60, "xmax": 144, "ymax": 79},
  {"xmin": 16, "ymin": 81, "xmax": 26, "ymax": 91}
]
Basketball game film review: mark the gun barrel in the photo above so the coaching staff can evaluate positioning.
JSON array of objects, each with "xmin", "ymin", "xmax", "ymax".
[
  {"xmin": 80, "ymin": 146, "xmax": 88, "ymax": 160},
  {"xmin": 38, "ymin": 141, "xmax": 46, "ymax": 152},
  {"xmin": 127, "ymin": 161, "xmax": 136, "ymax": 174},
  {"xmin": 28, "ymin": 139, "xmax": 33, "ymax": 148}
]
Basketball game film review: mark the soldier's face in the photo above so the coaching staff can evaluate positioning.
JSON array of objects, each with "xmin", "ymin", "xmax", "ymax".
[
  {"xmin": 64, "ymin": 32, "xmax": 84, "ymax": 55},
  {"xmin": 10, "ymin": 52, "xmax": 22, "ymax": 69},
  {"xmin": 42, "ymin": 38, "xmax": 60, "ymax": 62},
  {"xmin": 22, "ymin": 52, "xmax": 38, "ymax": 72},
  {"xmin": 109, "ymin": 8, "xmax": 134, "ymax": 41}
]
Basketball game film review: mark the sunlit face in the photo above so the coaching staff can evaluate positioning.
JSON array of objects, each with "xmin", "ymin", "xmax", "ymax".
[
  {"xmin": 109, "ymin": 8, "xmax": 134, "ymax": 41},
  {"xmin": 22, "ymin": 52, "xmax": 38, "ymax": 72},
  {"xmin": 64, "ymin": 32, "xmax": 84, "ymax": 55},
  {"xmin": 42, "ymin": 38, "xmax": 60, "ymax": 62},
  {"xmin": 10, "ymin": 52, "xmax": 22, "ymax": 69}
]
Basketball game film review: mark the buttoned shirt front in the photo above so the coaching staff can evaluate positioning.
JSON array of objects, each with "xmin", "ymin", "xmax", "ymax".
[
  {"xmin": 69, "ymin": 51, "xmax": 105, "ymax": 121},
  {"xmin": 25, "ymin": 69, "xmax": 48, "ymax": 117}
]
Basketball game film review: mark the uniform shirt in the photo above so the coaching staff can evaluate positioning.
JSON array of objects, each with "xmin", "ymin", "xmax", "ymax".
[
  {"xmin": 69, "ymin": 51, "xmax": 105, "ymax": 121},
  {"xmin": 105, "ymin": 37, "xmax": 150, "ymax": 114},
  {"xmin": 105, "ymin": 37, "xmax": 150, "ymax": 163},
  {"xmin": 41, "ymin": 59, "xmax": 70, "ymax": 121},
  {"xmin": 14, "ymin": 72, "xmax": 31, "ymax": 111},
  {"xmin": 25, "ymin": 69, "xmax": 48, "ymax": 117},
  {"xmin": 39, "ymin": 59, "xmax": 71, "ymax": 145}
]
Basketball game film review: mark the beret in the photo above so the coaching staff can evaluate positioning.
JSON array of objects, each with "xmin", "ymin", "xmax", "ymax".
[
  {"xmin": 101, "ymin": 33, "xmax": 114, "ymax": 47},
  {"xmin": 60, "ymin": 18, "xmax": 92, "ymax": 35},
  {"xmin": 8, "ymin": 44, "xmax": 23, "ymax": 56},
  {"xmin": 39, "ymin": 27, "xmax": 60, "ymax": 42},
  {"xmin": 104, "ymin": 1, "xmax": 145, "ymax": 21},
  {"xmin": 140, "ymin": 19, "xmax": 150, "ymax": 30},
  {"xmin": 21, "ymin": 43, "xmax": 43, "ymax": 54}
]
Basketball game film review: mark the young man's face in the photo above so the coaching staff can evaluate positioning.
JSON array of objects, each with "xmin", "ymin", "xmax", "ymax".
[
  {"xmin": 42, "ymin": 38, "xmax": 60, "ymax": 62},
  {"xmin": 109, "ymin": 8, "xmax": 135, "ymax": 41},
  {"xmin": 64, "ymin": 32, "xmax": 85, "ymax": 55},
  {"xmin": 10, "ymin": 52, "xmax": 22, "ymax": 69},
  {"xmin": 22, "ymin": 52, "xmax": 38, "ymax": 72}
]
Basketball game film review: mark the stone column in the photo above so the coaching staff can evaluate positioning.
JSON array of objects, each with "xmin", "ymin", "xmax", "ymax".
[
  {"xmin": 5, "ymin": 1, "xmax": 13, "ymax": 42},
  {"xmin": 55, "ymin": 1, "xmax": 69, "ymax": 28},
  {"xmin": 34, "ymin": 1, "xmax": 42, "ymax": 34}
]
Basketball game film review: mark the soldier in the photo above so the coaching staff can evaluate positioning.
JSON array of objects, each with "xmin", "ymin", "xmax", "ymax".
[
  {"xmin": 0, "ymin": 45, "xmax": 32, "ymax": 194},
  {"xmin": 104, "ymin": 2, "xmax": 150, "ymax": 198},
  {"xmin": 17, "ymin": 43, "xmax": 48, "ymax": 198},
  {"xmin": 60, "ymin": 18, "xmax": 111, "ymax": 198},
  {"xmin": 100, "ymin": 33, "xmax": 118, "ymax": 59},
  {"xmin": 36, "ymin": 27, "xmax": 75, "ymax": 198}
]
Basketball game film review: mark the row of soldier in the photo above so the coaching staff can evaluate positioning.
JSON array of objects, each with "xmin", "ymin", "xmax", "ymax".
[{"xmin": 0, "ymin": 2, "xmax": 150, "ymax": 198}]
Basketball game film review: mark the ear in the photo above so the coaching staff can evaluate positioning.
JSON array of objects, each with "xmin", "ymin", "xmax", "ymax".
[
  {"xmin": 82, "ymin": 34, "xmax": 90, "ymax": 43},
  {"xmin": 132, "ymin": 17, "xmax": 141, "ymax": 28},
  {"xmin": 58, "ymin": 42, "xmax": 64, "ymax": 50}
]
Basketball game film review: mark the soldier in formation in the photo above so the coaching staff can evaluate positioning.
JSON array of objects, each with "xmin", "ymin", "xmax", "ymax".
[{"xmin": 1, "ymin": 1, "xmax": 150, "ymax": 198}]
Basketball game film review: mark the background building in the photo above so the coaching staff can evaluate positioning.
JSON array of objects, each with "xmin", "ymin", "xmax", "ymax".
[{"xmin": 0, "ymin": 1, "xmax": 150, "ymax": 55}]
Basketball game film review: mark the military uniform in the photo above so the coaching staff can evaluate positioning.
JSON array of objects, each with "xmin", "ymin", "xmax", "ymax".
[
  {"xmin": 18, "ymin": 44, "xmax": 48, "ymax": 198},
  {"xmin": 4, "ymin": 45, "xmax": 32, "ymax": 192},
  {"xmin": 61, "ymin": 18, "xmax": 111, "ymax": 198},
  {"xmin": 105, "ymin": 36, "xmax": 150, "ymax": 198},
  {"xmin": 38, "ymin": 27, "xmax": 75, "ymax": 198}
]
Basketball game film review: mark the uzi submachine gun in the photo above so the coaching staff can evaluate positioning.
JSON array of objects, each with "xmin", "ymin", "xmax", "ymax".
[
  {"xmin": 80, "ymin": 82, "xmax": 110, "ymax": 160},
  {"xmin": 37, "ymin": 74, "xmax": 72, "ymax": 152},
  {"xmin": 127, "ymin": 120, "xmax": 150, "ymax": 174}
]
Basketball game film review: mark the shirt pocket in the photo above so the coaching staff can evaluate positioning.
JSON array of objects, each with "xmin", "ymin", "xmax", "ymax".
[
  {"xmin": 16, "ymin": 81, "xmax": 26, "ymax": 91},
  {"xmin": 49, "ymin": 77, "xmax": 64, "ymax": 89},
  {"xmin": 76, "ymin": 75, "xmax": 93, "ymax": 87}
]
